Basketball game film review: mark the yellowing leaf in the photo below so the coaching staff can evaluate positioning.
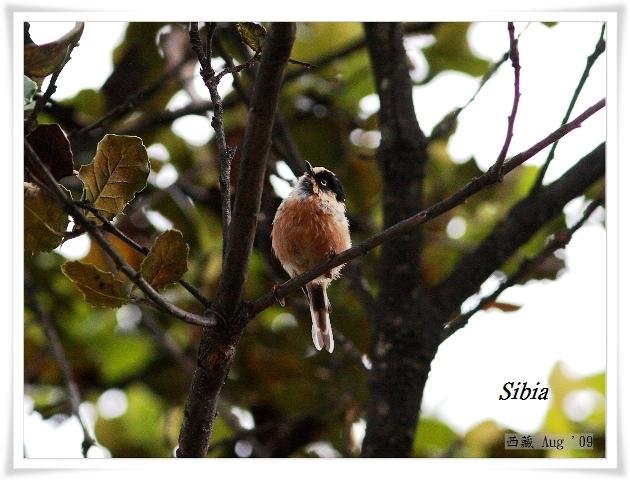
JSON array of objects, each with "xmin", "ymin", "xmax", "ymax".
[
  {"xmin": 78, "ymin": 134, "xmax": 150, "ymax": 219},
  {"xmin": 237, "ymin": 22, "xmax": 267, "ymax": 52},
  {"xmin": 61, "ymin": 261, "xmax": 130, "ymax": 308},
  {"xmin": 24, "ymin": 22, "xmax": 84, "ymax": 85},
  {"xmin": 24, "ymin": 182, "xmax": 69, "ymax": 252},
  {"xmin": 140, "ymin": 230, "xmax": 189, "ymax": 290}
]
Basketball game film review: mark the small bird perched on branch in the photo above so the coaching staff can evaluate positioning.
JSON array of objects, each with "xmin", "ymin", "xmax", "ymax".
[{"xmin": 271, "ymin": 161, "xmax": 351, "ymax": 353}]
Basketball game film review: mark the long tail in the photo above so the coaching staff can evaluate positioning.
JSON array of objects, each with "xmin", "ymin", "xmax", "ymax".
[{"xmin": 306, "ymin": 283, "xmax": 334, "ymax": 353}]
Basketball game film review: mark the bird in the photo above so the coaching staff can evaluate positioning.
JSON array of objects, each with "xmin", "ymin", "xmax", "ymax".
[{"xmin": 271, "ymin": 161, "xmax": 351, "ymax": 353}]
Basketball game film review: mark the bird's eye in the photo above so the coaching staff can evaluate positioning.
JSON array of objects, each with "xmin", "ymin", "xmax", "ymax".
[{"xmin": 320, "ymin": 180, "xmax": 327, "ymax": 187}]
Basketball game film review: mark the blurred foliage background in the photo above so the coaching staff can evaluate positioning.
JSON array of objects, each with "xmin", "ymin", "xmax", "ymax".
[{"xmin": 24, "ymin": 21, "xmax": 605, "ymax": 458}]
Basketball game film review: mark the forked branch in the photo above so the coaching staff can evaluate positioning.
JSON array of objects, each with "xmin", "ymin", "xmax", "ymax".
[{"xmin": 25, "ymin": 141, "xmax": 214, "ymax": 328}]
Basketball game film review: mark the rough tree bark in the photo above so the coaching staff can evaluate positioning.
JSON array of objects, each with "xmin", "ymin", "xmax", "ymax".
[
  {"xmin": 361, "ymin": 22, "xmax": 439, "ymax": 457},
  {"xmin": 176, "ymin": 22, "xmax": 295, "ymax": 458}
]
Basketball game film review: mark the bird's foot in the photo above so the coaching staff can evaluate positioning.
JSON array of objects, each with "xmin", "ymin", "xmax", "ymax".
[{"xmin": 272, "ymin": 284, "xmax": 286, "ymax": 307}]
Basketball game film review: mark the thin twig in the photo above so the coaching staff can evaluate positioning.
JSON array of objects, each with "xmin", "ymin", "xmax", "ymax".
[
  {"xmin": 287, "ymin": 58, "xmax": 315, "ymax": 69},
  {"xmin": 119, "ymin": 101, "xmax": 214, "ymax": 134},
  {"xmin": 216, "ymin": 33, "xmax": 307, "ymax": 175},
  {"xmin": 441, "ymin": 197, "xmax": 604, "ymax": 341},
  {"xmin": 214, "ymin": 52, "xmax": 261, "ymax": 84},
  {"xmin": 189, "ymin": 22, "xmax": 235, "ymax": 265},
  {"xmin": 26, "ymin": 39, "xmax": 80, "ymax": 133},
  {"xmin": 491, "ymin": 22, "xmax": 520, "ymax": 180},
  {"xmin": 25, "ymin": 140, "xmax": 215, "ymax": 329},
  {"xmin": 430, "ymin": 26, "xmax": 530, "ymax": 142},
  {"xmin": 139, "ymin": 308, "xmax": 196, "ymax": 373},
  {"xmin": 249, "ymin": 98, "xmax": 605, "ymax": 316},
  {"xmin": 74, "ymin": 200, "xmax": 211, "ymax": 308},
  {"xmin": 118, "ymin": 24, "xmax": 433, "ymax": 141},
  {"xmin": 531, "ymin": 23, "xmax": 606, "ymax": 191},
  {"xmin": 69, "ymin": 53, "xmax": 195, "ymax": 139},
  {"xmin": 24, "ymin": 274, "xmax": 96, "ymax": 457},
  {"xmin": 283, "ymin": 22, "xmax": 434, "ymax": 86}
]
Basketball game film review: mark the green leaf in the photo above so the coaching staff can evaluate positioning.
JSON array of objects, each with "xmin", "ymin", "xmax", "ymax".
[
  {"xmin": 236, "ymin": 22, "xmax": 267, "ymax": 52},
  {"xmin": 413, "ymin": 417, "xmax": 459, "ymax": 457},
  {"xmin": 61, "ymin": 261, "xmax": 130, "ymax": 308},
  {"xmin": 422, "ymin": 23, "xmax": 491, "ymax": 82},
  {"xmin": 140, "ymin": 230, "xmax": 189, "ymax": 290},
  {"xmin": 95, "ymin": 383, "xmax": 167, "ymax": 457},
  {"xmin": 24, "ymin": 22, "xmax": 84, "ymax": 85},
  {"xmin": 78, "ymin": 134, "xmax": 150, "ymax": 219},
  {"xmin": 99, "ymin": 334, "xmax": 155, "ymax": 382},
  {"xmin": 24, "ymin": 182, "xmax": 69, "ymax": 252},
  {"xmin": 462, "ymin": 420, "xmax": 503, "ymax": 457},
  {"xmin": 24, "ymin": 75, "xmax": 38, "ymax": 111},
  {"xmin": 62, "ymin": 89, "xmax": 106, "ymax": 124},
  {"xmin": 26, "ymin": 124, "xmax": 75, "ymax": 181}
]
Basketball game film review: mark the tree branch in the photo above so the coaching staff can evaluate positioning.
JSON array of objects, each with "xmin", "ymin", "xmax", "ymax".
[
  {"xmin": 441, "ymin": 197, "xmax": 604, "ymax": 341},
  {"xmin": 74, "ymin": 200, "xmax": 211, "ymax": 308},
  {"xmin": 282, "ymin": 22, "xmax": 436, "ymax": 86},
  {"xmin": 429, "ymin": 25, "xmax": 527, "ymax": 142},
  {"xmin": 218, "ymin": 27, "xmax": 307, "ymax": 176},
  {"xmin": 189, "ymin": 22, "xmax": 235, "ymax": 265},
  {"xmin": 68, "ymin": 53, "xmax": 194, "ymax": 139},
  {"xmin": 118, "ymin": 100, "xmax": 214, "ymax": 135},
  {"xmin": 26, "ymin": 34, "xmax": 81, "ymax": 133},
  {"xmin": 119, "ymin": 23, "xmax": 434, "ymax": 163},
  {"xmin": 531, "ymin": 23, "xmax": 606, "ymax": 190},
  {"xmin": 431, "ymin": 142, "xmax": 605, "ymax": 320},
  {"xmin": 24, "ymin": 273, "xmax": 96, "ymax": 457},
  {"xmin": 491, "ymin": 22, "xmax": 520, "ymax": 179},
  {"xmin": 176, "ymin": 23, "xmax": 295, "ymax": 458},
  {"xmin": 215, "ymin": 24, "xmax": 295, "ymax": 316},
  {"xmin": 249, "ymin": 98, "xmax": 605, "ymax": 316},
  {"xmin": 25, "ymin": 141, "xmax": 214, "ymax": 329}
]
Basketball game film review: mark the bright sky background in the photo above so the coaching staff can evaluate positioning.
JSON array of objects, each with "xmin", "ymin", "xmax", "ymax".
[{"xmin": 24, "ymin": 20, "xmax": 607, "ymax": 456}]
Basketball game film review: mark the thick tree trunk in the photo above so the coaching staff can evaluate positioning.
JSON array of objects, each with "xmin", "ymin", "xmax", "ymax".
[{"xmin": 361, "ymin": 22, "xmax": 435, "ymax": 457}]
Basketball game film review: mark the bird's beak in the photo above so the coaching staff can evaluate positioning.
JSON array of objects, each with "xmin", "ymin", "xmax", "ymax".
[{"xmin": 305, "ymin": 160, "xmax": 315, "ymax": 177}]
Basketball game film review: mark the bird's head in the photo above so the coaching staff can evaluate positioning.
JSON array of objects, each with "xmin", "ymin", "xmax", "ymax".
[{"xmin": 297, "ymin": 160, "xmax": 346, "ymax": 203}]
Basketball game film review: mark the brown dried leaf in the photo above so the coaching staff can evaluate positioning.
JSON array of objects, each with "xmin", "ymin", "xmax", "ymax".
[
  {"xmin": 24, "ymin": 22, "xmax": 84, "ymax": 85},
  {"xmin": 78, "ymin": 134, "xmax": 150, "ymax": 219},
  {"xmin": 483, "ymin": 301, "xmax": 522, "ymax": 313},
  {"xmin": 24, "ymin": 182, "xmax": 69, "ymax": 252},
  {"xmin": 26, "ymin": 124, "xmax": 74, "ymax": 181},
  {"xmin": 140, "ymin": 230, "xmax": 189, "ymax": 290},
  {"xmin": 526, "ymin": 255, "xmax": 566, "ymax": 282},
  {"xmin": 61, "ymin": 261, "xmax": 129, "ymax": 308}
]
